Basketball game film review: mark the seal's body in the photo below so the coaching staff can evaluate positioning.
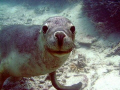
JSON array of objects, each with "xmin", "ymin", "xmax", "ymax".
[{"xmin": 0, "ymin": 16, "xmax": 82, "ymax": 90}]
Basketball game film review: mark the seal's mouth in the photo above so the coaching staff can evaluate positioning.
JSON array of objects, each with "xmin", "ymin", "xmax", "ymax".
[{"xmin": 46, "ymin": 47, "xmax": 72, "ymax": 55}]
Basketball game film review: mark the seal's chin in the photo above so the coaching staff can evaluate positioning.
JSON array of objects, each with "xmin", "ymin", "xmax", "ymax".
[{"xmin": 46, "ymin": 47, "xmax": 72, "ymax": 56}]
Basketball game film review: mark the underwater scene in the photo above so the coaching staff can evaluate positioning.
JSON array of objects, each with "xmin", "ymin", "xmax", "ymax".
[{"xmin": 0, "ymin": 0, "xmax": 120, "ymax": 90}]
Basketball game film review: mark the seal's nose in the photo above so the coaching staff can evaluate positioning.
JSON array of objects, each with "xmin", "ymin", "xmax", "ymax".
[{"xmin": 55, "ymin": 31, "xmax": 66, "ymax": 47}]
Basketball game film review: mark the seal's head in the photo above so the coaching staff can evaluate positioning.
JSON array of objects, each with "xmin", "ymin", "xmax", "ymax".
[{"xmin": 40, "ymin": 16, "xmax": 75, "ymax": 56}]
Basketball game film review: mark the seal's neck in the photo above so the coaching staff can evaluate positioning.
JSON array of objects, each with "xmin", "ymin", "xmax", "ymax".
[{"xmin": 37, "ymin": 35, "xmax": 45, "ymax": 51}]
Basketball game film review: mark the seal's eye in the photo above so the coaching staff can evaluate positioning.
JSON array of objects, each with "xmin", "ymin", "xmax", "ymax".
[
  {"xmin": 42, "ymin": 25, "xmax": 48, "ymax": 34},
  {"xmin": 70, "ymin": 26, "xmax": 75, "ymax": 34}
]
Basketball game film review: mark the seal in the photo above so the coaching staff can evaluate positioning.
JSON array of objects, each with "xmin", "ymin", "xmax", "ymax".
[{"xmin": 0, "ymin": 16, "xmax": 82, "ymax": 90}]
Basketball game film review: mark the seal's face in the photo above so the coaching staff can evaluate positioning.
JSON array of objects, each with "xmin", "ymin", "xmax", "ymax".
[{"xmin": 41, "ymin": 16, "xmax": 75, "ymax": 56}]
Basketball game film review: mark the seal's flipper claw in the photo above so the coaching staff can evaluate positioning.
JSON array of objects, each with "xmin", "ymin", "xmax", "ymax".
[{"xmin": 49, "ymin": 71, "xmax": 82, "ymax": 90}]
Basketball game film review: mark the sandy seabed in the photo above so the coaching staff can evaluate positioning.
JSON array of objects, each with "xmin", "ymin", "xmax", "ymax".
[{"xmin": 0, "ymin": 1, "xmax": 120, "ymax": 90}]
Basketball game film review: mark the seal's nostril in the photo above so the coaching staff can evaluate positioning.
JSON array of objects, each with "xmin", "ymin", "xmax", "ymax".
[
  {"xmin": 55, "ymin": 32, "xmax": 66, "ymax": 47},
  {"xmin": 55, "ymin": 32, "xmax": 65, "ymax": 40}
]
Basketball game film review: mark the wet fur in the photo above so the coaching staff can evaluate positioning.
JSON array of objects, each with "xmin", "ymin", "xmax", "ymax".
[
  {"xmin": 0, "ymin": 25, "xmax": 41, "ymax": 88},
  {"xmin": 0, "ymin": 24, "xmax": 71, "ymax": 89},
  {"xmin": 0, "ymin": 17, "xmax": 82, "ymax": 90}
]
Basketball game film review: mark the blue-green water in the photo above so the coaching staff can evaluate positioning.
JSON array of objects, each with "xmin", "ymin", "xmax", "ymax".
[{"xmin": 0, "ymin": 0, "xmax": 120, "ymax": 90}]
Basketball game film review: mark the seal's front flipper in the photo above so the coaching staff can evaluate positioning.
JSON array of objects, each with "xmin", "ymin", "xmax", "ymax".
[
  {"xmin": 0, "ymin": 73, "xmax": 9, "ymax": 90},
  {"xmin": 0, "ymin": 74, "xmax": 4, "ymax": 90},
  {"xmin": 49, "ymin": 71, "xmax": 82, "ymax": 90}
]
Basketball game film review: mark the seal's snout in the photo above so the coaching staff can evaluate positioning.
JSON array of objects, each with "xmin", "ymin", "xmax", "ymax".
[{"xmin": 54, "ymin": 31, "xmax": 66, "ymax": 47}]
